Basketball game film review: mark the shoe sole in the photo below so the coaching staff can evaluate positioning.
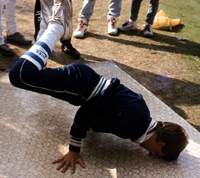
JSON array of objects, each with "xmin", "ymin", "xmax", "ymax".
[
  {"xmin": 73, "ymin": 29, "xmax": 87, "ymax": 38},
  {"xmin": 7, "ymin": 39, "xmax": 32, "ymax": 45},
  {"xmin": 144, "ymin": 33, "xmax": 153, "ymax": 37},
  {"xmin": 108, "ymin": 31, "xmax": 118, "ymax": 35},
  {"xmin": 61, "ymin": 49, "xmax": 80, "ymax": 59},
  {"xmin": 62, "ymin": 51, "xmax": 80, "ymax": 59},
  {"xmin": 118, "ymin": 27, "xmax": 137, "ymax": 32}
]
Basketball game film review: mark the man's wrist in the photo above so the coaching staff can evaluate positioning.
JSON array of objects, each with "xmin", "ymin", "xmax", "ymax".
[{"xmin": 69, "ymin": 144, "xmax": 81, "ymax": 152}]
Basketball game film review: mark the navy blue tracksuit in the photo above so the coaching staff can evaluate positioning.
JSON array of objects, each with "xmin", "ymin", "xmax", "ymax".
[{"xmin": 9, "ymin": 58, "xmax": 152, "ymax": 152}]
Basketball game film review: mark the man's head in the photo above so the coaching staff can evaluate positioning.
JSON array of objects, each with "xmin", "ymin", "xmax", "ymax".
[
  {"xmin": 156, "ymin": 121, "xmax": 189, "ymax": 160},
  {"xmin": 140, "ymin": 121, "xmax": 189, "ymax": 161}
]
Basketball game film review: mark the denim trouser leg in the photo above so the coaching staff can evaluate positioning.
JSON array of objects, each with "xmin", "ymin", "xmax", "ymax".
[
  {"xmin": 146, "ymin": 0, "xmax": 159, "ymax": 25},
  {"xmin": 130, "ymin": 0, "xmax": 159, "ymax": 24},
  {"xmin": 107, "ymin": 0, "xmax": 122, "ymax": 19},
  {"xmin": 78, "ymin": 0, "xmax": 96, "ymax": 22},
  {"xmin": 0, "ymin": 0, "xmax": 4, "ymax": 45},
  {"xmin": 130, "ymin": 0, "xmax": 143, "ymax": 21}
]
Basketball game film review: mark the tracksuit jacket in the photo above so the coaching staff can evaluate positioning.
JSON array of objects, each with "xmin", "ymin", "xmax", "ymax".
[{"xmin": 69, "ymin": 78, "xmax": 153, "ymax": 152}]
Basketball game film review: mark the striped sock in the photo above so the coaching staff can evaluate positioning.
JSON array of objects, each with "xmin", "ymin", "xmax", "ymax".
[{"xmin": 21, "ymin": 22, "xmax": 64, "ymax": 70}]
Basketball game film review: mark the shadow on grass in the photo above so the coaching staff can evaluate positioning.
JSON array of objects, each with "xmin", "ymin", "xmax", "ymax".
[
  {"xmin": 172, "ymin": 24, "xmax": 185, "ymax": 33},
  {"xmin": 85, "ymin": 31, "xmax": 200, "ymax": 57},
  {"xmin": 114, "ymin": 61, "xmax": 200, "ymax": 129}
]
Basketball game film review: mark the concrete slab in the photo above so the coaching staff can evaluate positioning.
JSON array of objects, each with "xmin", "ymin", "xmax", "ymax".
[{"xmin": 0, "ymin": 61, "xmax": 200, "ymax": 178}]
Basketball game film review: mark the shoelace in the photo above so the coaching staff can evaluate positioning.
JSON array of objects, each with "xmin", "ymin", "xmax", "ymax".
[
  {"xmin": 107, "ymin": 18, "xmax": 117, "ymax": 29},
  {"xmin": 145, "ymin": 25, "xmax": 151, "ymax": 32},
  {"xmin": 78, "ymin": 21, "xmax": 86, "ymax": 31},
  {"xmin": 79, "ymin": 21, "xmax": 84, "ymax": 27},
  {"xmin": 110, "ymin": 18, "xmax": 116, "ymax": 25},
  {"xmin": 122, "ymin": 20, "xmax": 129, "ymax": 27},
  {"xmin": 140, "ymin": 24, "xmax": 151, "ymax": 34}
]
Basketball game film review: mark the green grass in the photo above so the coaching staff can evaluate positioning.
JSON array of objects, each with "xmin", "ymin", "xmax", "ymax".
[
  {"xmin": 159, "ymin": 0, "xmax": 200, "ymax": 43},
  {"xmin": 157, "ymin": 0, "xmax": 200, "ymax": 84}
]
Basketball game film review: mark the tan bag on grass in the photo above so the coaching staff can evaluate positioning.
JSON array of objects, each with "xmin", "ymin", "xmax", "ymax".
[{"xmin": 152, "ymin": 10, "xmax": 181, "ymax": 31}]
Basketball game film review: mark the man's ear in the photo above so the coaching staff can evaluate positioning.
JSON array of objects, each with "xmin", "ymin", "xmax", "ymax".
[{"xmin": 157, "ymin": 142, "xmax": 166, "ymax": 147}]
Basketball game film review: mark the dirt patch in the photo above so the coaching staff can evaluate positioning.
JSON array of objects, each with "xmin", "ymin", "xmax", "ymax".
[{"xmin": 0, "ymin": 0, "xmax": 200, "ymax": 131}]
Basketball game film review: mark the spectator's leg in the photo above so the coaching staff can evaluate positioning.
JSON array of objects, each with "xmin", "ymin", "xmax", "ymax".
[
  {"xmin": 34, "ymin": 0, "xmax": 41, "ymax": 41},
  {"xmin": 73, "ymin": 0, "xmax": 96, "ymax": 38}
]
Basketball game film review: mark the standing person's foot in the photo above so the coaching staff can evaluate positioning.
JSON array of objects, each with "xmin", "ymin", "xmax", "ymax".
[
  {"xmin": 118, "ymin": 20, "xmax": 137, "ymax": 31},
  {"xmin": 73, "ymin": 20, "xmax": 88, "ymax": 38},
  {"xmin": 7, "ymin": 32, "xmax": 32, "ymax": 45},
  {"xmin": 0, "ymin": 43, "xmax": 15, "ymax": 56},
  {"xmin": 107, "ymin": 17, "xmax": 118, "ymax": 35},
  {"xmin": 142, "ymin": 22, "xmax": 153, "ymax": 37},
  {"xmin": 61, "ymin": 40, "xmax": 80, "ymax": 59}
]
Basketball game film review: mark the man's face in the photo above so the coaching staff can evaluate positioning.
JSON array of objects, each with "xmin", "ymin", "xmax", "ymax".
[{"xmin": 140, "ymin": 140, "xmax": 165, "ymax": 157}]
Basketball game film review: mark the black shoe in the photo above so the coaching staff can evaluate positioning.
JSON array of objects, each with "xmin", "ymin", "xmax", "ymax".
[
  {"xmin": 61, "ymin": 40, "xmax": 80, "ymax": 59},
  {"xmin": 141, "ymin": 22, "xmax": 153, "ymax": 37},
  {"xmin": 7, "ymin": 32, "xmax": 32, "ymax": 45},
  {"xmin": 0, "ymin": 43, "xmax": 15, "ymax": 56}
]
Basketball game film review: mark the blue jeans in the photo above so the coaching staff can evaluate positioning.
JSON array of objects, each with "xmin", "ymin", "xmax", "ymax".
[
  {"xmin": 130, "ymin": 0, "xmax": 159, "ymax": 25},
  {"xmin": 9, "ymin": 58, "xmax": 101, "ymax": 106},
  {"xmin": 78, "ymin": 0, "xmax": 122, "ymax": 22}
]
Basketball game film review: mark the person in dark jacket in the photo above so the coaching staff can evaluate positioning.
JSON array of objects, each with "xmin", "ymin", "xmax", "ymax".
[{"xmin": 9, "ymin": 0, "xmax": 188, "ymax": 174}]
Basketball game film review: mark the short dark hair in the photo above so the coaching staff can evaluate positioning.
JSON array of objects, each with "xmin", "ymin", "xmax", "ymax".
[{"xmin": 156, "ymin": 121, "xmax": 189, "ymax": 161}]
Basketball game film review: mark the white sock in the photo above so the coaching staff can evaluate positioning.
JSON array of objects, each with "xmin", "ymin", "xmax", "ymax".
[{"xmin": 21, "ymin": 22, "xmax": 64, "ymax": 70}]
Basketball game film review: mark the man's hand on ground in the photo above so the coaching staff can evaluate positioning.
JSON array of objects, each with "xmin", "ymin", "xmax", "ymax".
[{"xmin": 52, "ymin": 151, "xmax": 85, "ymax": 174}]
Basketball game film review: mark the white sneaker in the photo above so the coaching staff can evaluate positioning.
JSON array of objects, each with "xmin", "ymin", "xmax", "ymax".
[
  {"xmin": 143, "ymin": 22, "xmax": 153, "ymax": 37},
  {"xmin": 36, "ymin": 0, "xmax": 53, "ymax": 40},
  {"xmin": 73, "ymin": 21, "xmax": 88, "ymax": 38},
  {"xmin": 118, "ymin": 20, "xmax": 137, "ymax": 31},
  {"xmin": 107, "ymin": 17, "xmax": 118, "ymax": 35}
]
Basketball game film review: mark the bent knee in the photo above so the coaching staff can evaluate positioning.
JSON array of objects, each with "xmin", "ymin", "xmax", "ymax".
[{"xmin": 9, "ymin": 58, "xmax": 26, "ymax": 87}]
